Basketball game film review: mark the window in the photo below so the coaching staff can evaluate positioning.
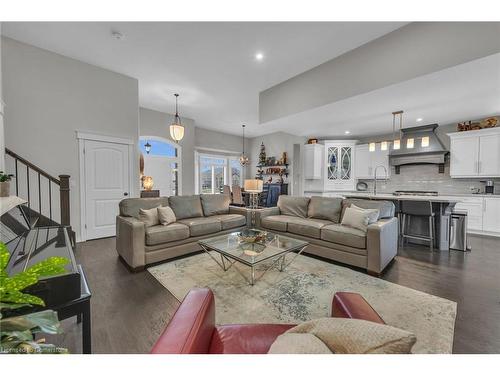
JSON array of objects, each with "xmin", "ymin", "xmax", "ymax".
[{"xmin": 196, "ymin": 153, "xmax": 244, "ymax": 194}]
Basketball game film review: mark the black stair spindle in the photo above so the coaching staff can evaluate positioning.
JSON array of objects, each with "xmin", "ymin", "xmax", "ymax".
[
  {"xmin": 49, "ymin": 181, "xmax": 52, "ymax": 220},
  {"xmin": 26, "ymin": 165, "xmax": 30, "ymax": 209},
  {"xmin": 15, "ymin": 159, "xmax": 19, "ymax": 195},
  {"xmin": 38, "ymin": 172, "xmax": 42, "ymax": 215}
]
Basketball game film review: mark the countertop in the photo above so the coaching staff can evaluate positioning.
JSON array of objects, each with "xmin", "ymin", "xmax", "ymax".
[
  {"xmin": 304, "ymin": 190, "xmax": 500, "ymax": 199},
  {"xmin": 342, "ymin": 192, "xmax": 463, "ymax": 203}
]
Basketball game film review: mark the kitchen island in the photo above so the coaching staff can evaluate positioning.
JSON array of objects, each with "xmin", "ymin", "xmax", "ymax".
[{"xmin": 343, "ymin": 192, "xmax": 463, "ymax": 251}]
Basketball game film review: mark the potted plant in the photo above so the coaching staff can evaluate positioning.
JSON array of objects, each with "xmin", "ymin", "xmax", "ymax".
[
  {"xmin": 0, "ymin": 241, "xmax": 69, "ymax": 353},
  {"xmin": 0, "ymin": 171, "xmax": 14, "ymax": 198}
]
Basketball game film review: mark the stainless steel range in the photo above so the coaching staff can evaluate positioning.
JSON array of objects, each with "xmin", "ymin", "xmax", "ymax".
[{"xmin": 392, "ymin": 190, "xmax": 439, "ymax": 196}]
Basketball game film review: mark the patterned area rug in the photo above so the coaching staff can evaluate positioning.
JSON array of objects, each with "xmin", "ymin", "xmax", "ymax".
[{"xmin": 148, "ymin": 253, "xmax": 457, "ymax": 353}]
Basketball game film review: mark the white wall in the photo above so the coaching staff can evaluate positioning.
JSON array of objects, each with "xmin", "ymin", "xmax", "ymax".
[
  {"xmin": 195, "ymin": 127, "xmax": 249, "ymax": 155},
  {"xmin": 248, "ymin": 132, "xmax": 307, "ymax": 195},
  {"xmin": 2, "ymin": 37, "xmax": 139, "ymax": 241}
]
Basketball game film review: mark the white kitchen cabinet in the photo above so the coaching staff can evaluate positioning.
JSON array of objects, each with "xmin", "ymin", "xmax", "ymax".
[
  {"xmin": 482, "ymin": 198, "xmax": 500, "ymax": 234},
  {"xmin": 303, "ymin": 143, "xmax": 323, "ymax": 180},
  {"xmin": 454, "ymin": 197, "xmax": 484, "ymax": 232},
  {"xmin": 478, "ymin": 134, "xmax": 500, "ymax": 176},
  {"xmin": 449, "ymin": 128, "xmax": 500, "ymax": 178},
  {"xmin": 354, "ymin": 143, "xmax": 390, "ymax": 179},
  {"xmin": 324, "ymin": 140, "xmax": 357, "ymax": 191}
]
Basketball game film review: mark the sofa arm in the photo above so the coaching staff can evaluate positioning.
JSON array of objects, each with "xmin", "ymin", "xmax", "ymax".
[
  {"xmin": 115, "ymin": 216, "xmax": 146, "ymax": 270},
  {"xmin": 332, "ymin": 292, "xmax": 385, "ymax": 324},
  {"xmin": 151, "ymin": 288, "xmax": 216, "ymax": 354},
  {"xmin": 366, "ymin": 217, "xmax": 399, "ymax": 275}
]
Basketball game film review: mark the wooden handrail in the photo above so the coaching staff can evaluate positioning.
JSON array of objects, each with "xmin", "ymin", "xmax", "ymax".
[{"xmin": 5, "ymin": 148, "xmax": 61, "ymax": 185}]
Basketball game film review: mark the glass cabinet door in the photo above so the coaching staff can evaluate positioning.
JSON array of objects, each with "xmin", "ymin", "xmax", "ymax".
[
  {"xmin": 340, "ymin": 146, "xmax": 352, "ymax": 180},
  {"xmin": 327, "ymin": 146, "xmax": 339, "ymax": 180}
]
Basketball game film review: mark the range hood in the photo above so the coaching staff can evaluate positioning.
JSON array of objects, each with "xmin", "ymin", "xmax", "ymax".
[{"xmin": 389, "ymin": 124, "xmax": 448, "ymax": 174}]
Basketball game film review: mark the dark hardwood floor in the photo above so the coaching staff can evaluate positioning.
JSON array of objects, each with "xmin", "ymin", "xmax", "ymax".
[{"xmin": 58, "ymin": 234, "xmax": 500, "ymax": 354}]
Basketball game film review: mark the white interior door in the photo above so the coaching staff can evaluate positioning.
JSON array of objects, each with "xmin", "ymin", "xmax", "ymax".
[
  {"xmin": 143, "ymin": 155, "xmax": 173, "ymax": 196},
  {"xmin": 84, "ymin": 139, "xmax": 130, "ymax": 240}
]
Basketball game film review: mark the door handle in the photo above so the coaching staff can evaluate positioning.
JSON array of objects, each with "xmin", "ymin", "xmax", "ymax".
[{"xmin": 123, "ymin": 192, "xmax": 129, "ymax": 196}]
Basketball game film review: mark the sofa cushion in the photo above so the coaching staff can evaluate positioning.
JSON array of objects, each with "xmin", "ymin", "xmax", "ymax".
[
  {"xmin": 261, "ymin": 215, "xmax": 293, "ymax": 232},
  {"xmin": 200, "ymin": 194, "xmax": 231, "ymax": 216},
  {"xmin": 138, "ymin": 206, "xmax": 160, "ymax": 227},
  {"xmin": 213, "ymin": 214, "xmax": 246, "ymax": 230},
  {"xmin": 307, "ymin": 196, "xmax": 342, "ymax": 223},
  {"xmin": 178, "ymin": 217, "xmax": 222, "ymax": 236},
  {"xmin": 169, "ymin": 195, "xmax": 204, "ymax": 220},
  {"xmin": 342, "ymin": 199, "xmax": 395, "ymax": 219},
  {"xmin": 119, "ymin": 197, "xmax": 169, "ymax": 218},
  {"xmin": 145, "ymin": 223, "xmax": 190, "ymax": 246},
  {"xmin": 341, "ymin": 206, "xmax": 375, "ymax": 233},
  {"xmin": 321, "ymin": 224, "xmax": 367, "ymax": 249},
  {"xmin": 158, "ymin": 206, "xmax": 177, "ymax": 225},
  {"xmin": 277, "ymin": 196, "xmax": 310, "ymax": 218},
  {"xmin": 287, "ymin": 218, "xmax": 333, "ymax": 239}
]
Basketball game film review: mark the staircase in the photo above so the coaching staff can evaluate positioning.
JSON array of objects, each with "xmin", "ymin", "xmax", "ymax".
[{"xmin": 2, "ymin": 148, "xmax": 74, "ymax": 244}]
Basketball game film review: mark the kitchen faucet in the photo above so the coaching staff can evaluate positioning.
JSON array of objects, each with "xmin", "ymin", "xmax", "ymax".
[{"xmin": 373, "ymin": 165, "xmax": 388, "ymax": 195}]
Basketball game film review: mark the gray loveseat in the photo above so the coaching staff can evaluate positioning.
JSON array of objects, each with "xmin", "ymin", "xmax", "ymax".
[
  {"xmin": 259, "ymin": 196, "xmax": 398, "ymax": 275},
  {"xmin": 116, "ymin": 194, "xmax": 247, "ymax": 271}
]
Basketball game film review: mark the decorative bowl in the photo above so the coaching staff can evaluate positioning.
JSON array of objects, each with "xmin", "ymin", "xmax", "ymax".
[{"xmin": 238, "ymin": 229, "xmax": 268, "ymax": 244}]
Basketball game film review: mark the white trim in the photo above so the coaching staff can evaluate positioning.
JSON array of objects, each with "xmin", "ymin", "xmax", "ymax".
[
  {"xmin": 76, "ymin": 131, "xmax": 135, "ymax": 145},
  {"xmin": 194, "ymin": 151, "xmax": 244, "ymax": 194},
  {"xmin": 448, "ymin": 127, "xmax": 500, "ymax": 139},
  {"xmin": 78, "ymin": 134, "xmax": 135, "ymax": 242},
  {"xmin": 194, "ymin": 146, "xmax": 241, "ymax": 155}
]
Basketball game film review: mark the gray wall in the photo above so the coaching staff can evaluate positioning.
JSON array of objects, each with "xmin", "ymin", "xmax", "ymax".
[
  {"xmin": 248, "ymin": 132, "xmax": 307, "ymax": 195},
  {"xmin": 195, "ymin": 127, "xmax": 248, "ymax": 155},
  {"xmin": 139, "ymin": 107, "xmax": 196, "ymax": 195},
  {"xmin": 2, "ymin": 36, "xmax": 140, "ymax": 241},
  {"xmin": 260, "ymin": 22, "xmax": 500, "ymax": 123}
]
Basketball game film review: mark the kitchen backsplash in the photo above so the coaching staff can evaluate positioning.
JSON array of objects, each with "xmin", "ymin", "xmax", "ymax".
[{"xmin": 359, "ymin": 163, "xmax": 500, "ymax": 195}]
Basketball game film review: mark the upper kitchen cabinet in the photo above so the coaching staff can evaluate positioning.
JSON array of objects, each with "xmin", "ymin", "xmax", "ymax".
[
  {"xmin": 324, "ymin": 140, "xmax": 357, "ymax": 190},
  {"xmin": 303, "ymin": 143, "xmax": 323, "ymax": 180},
  {"xmin": 449, "ymin": 128, "xmax": 500, "ymax": 178},
  {"xmin": 355, "ymin": 143, "xmax": 390, "ymax": 180}
]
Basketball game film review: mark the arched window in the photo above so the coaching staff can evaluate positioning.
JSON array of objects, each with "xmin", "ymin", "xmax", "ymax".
[{"xmin": 139, "ymin": 136, "xmax": 182, "ymax": 196}]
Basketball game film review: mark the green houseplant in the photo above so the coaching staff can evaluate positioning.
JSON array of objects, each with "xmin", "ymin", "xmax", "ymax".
[
  {"xmin": 0, "ymin": 171, "xmax": 14, "ymax": 197},
  {"xmin": 0, "ymin": 241, "xmax": 69, "ymax": 353}
]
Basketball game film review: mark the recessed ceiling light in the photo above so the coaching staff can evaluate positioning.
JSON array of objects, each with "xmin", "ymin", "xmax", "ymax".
[
  {"xmin": 344, "ymin": 130, "xmax": 351, "ymax": 135},
  {"xmin": 416, "ymin": 118, "xmax": 423, "ymax": 122},
  {"xmin": 255, "ymin": 52, "xmax": 264, "ymax": 61}
]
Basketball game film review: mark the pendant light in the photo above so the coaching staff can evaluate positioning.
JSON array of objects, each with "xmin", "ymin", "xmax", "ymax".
[
  {"xmin": 169, "ymin": 93, "xmax": 185, "ymax": 143},
  {"xmin": 144, "ymin": 141, "xmax": 152, "ymax": 154},
  {"xmin": 392, "ymin": 110, "xmax": 403, "ymax": 150},
  {"xmin": 239, "ymin": 124, "xmax": 249, "ymax": 166}
]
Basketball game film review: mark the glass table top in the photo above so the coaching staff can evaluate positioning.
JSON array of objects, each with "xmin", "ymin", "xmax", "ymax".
[{"xmin": 198, "ymin": 229, "xmax": 308, "ymax": 266}]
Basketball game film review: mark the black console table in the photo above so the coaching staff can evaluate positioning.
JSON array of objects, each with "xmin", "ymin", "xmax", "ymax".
[{"xmin": 5, "ymin": 226, "xmax": 92, "ymax": 353}]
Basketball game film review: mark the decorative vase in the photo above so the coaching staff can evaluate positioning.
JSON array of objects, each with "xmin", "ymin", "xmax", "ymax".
[{"xmin": 0, "ymin": 181, "xmax": 10, "ymax": 197}]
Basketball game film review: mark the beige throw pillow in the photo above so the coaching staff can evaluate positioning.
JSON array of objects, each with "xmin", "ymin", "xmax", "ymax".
[
  {"xmin": 158, "ymin": 206, "xmax": 176, "ymax": 225},
  {"xmin": 341, "ymin": 206, "xmax": 371, "ymax": 232},
  {"xmin": 138, "ymin": 206, "xmax": 160, "ymax": 227},
  {"xmin": 268, "ymin": 318, "xmax": 416, "ymax": 354},
  {"xmin": 351, "ymin": 204, "xmax": 380, "ymax": 224}
]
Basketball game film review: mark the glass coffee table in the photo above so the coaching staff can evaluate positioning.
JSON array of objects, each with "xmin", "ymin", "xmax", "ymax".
[{"xmin": 198, "ymin": 229, "xmax": 308, "ymax": 285}]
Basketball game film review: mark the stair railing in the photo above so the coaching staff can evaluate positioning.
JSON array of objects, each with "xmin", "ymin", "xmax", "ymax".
[{"xmin": 4, "ymin": 148, "xmax": 71, "ymax": 233}]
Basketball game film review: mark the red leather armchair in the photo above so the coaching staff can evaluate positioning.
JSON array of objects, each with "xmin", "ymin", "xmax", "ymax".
[{"xmin": 151, "ymin": 287, "xmax": 385, "ymax": 354}]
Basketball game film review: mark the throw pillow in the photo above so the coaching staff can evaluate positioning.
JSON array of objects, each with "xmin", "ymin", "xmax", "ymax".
[
  {"xmin": 268, "ymin": 318, "xmax": 416, "ymax": 354},
  {"xmin": 341, "ymin": 206, "xmax": 371, "ymax": 232},
  {"xmin": 158, "ymin": 206, "xmax": 176, "ymax": 225},
  {"xmin": 138, "ymin": 206, "xmax": 160, "ymax": 227},
  {"xmin": 351, "ymin": 204, "xmax": 380, "ymax": 224}
]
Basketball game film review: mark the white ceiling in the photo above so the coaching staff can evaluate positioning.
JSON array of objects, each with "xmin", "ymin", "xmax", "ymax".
[
  {"xmin": 1, "ymin": 22, "xmax": 406, "ymax": 136},
  {"xmin": 260, "ymin": 52, "xmax": 500, "ymax": 138}
]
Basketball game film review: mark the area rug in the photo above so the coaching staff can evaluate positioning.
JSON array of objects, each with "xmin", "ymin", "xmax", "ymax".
[{"xmin": 148, "ymin": 253, "xmax": 457, "ymax": 353}]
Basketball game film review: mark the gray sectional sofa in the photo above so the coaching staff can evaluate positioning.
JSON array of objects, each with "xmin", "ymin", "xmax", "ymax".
[
  {"xmin": 116, "ymin": 194, "xmax": 247, "ymax": 271},
  {"xmin": 258, "ymin": 196, "xmax": 398, "ymax": 275}
]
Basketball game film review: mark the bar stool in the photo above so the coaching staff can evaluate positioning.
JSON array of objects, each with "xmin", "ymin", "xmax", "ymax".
[{"xmin": 400, "ymin": 200, "xmax": 435, "ymax": 251}]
